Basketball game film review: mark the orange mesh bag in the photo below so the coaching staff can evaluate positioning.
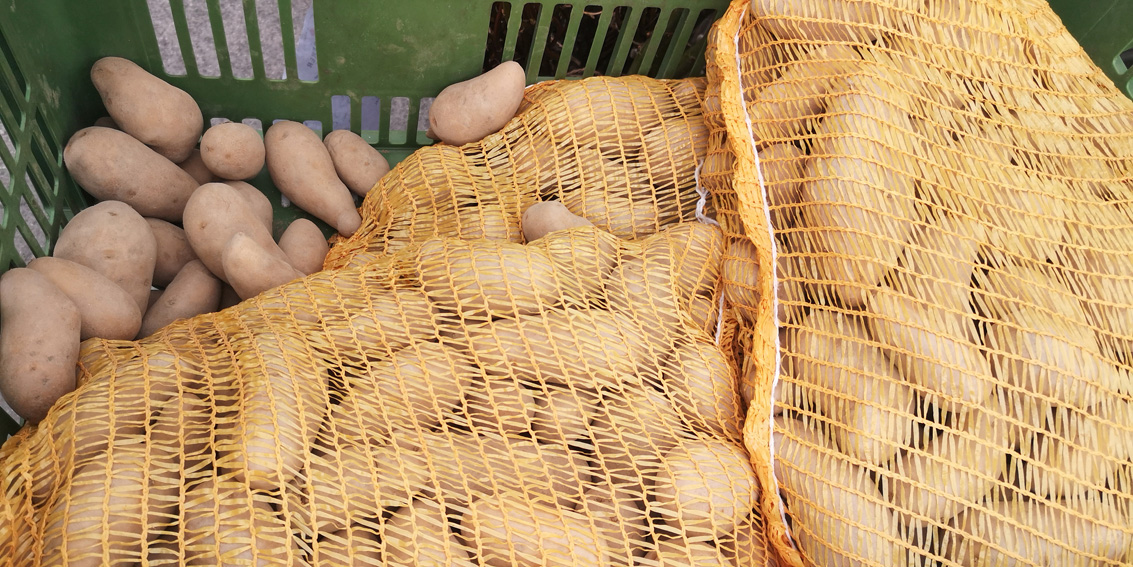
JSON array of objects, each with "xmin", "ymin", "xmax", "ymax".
[
  {"xmin": 0, "ymin": 216, "xmax": 773, "ymax": 561},
  {"xmin": 704, "ymin": 0, "xmax": 1133, "ymax": 565},
  {"xmin": 324, "ymin": 75, "xmax": 711, "ymax": 270}
]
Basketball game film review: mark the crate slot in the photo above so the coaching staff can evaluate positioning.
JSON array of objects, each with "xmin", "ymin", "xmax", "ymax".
[
  {"xmin": 592, "ymin": 6, "xmax": 630, "ymax": 76},
  {"xmin": 537, "ymin": 3, "xmax": 573, "ymax": 76},
  {"xmin": 211, "ymin": 117, "xmax": 231, "ymax": 126},
  {"xmin": 17, "ymin": 187, "xmax": 48, "ymax": 260},
  {"xmin": 389, "ymin": 97, "xmax": 409, "ymax": 145},
  {"xmin": 216, "ymin": 0, "xmax": 254, "ymax": 78},
  {"xmin": 0, "ymin": 112, "xmax": 14, "ymax": 174},
  {"xmin": 303, "ymin": 120, "xmax": 322, "ymax": 137},
  {"xmin": 511, "ymin": 3, "xmax": 544, "ymax": 71},
  {"xmin": 360, "ymin": 96, "xmax": 381, "ymax": 144},
  {"xmin": 146, "ymin": 0, "xmax": 188, "ymax": 75},
  {"xmin": 12, "ymin": 229, "xmax": 33, "ymax": 266},
  {"xmin": 182, "ymin": 0, "xmax": 222, "ymax": 77},
  {"xmin": 29, "ymin": 133, "xmax": 57, "ymax": 207},
  {"xmin": 565, "ymin": 5, "xmax": 603, "ymax": 76},
  {"xmin": 483, "ymin": 2, "xmax": 511, "ymax": 73},
  {"xmin": 417, "ymin": 97, "xmax": 435, "ymax": 145},
  {"xmin": 255, "ymin": 0, "xmax": 286, "ymax": 80},
  {"xmin": 242, "ymin": 118, "xmax": 263, "ymax": 133},
  {"xmin": 670, "ymin": 8, "xmax": 717, "ymax": 78},
  {"xmin": 296, "ymin": 2, "xmax": 318, "ymax": 82},
  {"xmin": 331, "ymin": 95, "xmax": 350, "ymax": 132}
]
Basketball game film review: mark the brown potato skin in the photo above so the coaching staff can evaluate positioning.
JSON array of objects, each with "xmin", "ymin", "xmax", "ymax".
[
  {"xmin": 201, "ymin": 122, "xmax": 266, "ymax": 180},
  {"xmin": 63, "ymin": 127, "xmax": 199, "ymax": 222},
  {"xmin": 324, "ymin": 129, "xmax": 390, "ymax": 197},
  {"xmin": 139, "ymin": 260, "xmax": 222, "ymax": 338},
  {"xmin": 53, "ymin": 200, "xmax": 157, "ymax": 316},
  {"xmin": 222, "ymin": 233, "xmax": 305, "ymax": 299},
  {"xmin": 177, "ymin": 149, "xmax": 216, "ymax": 185},
  {"xmin": 28, "ymin": 257, "xmax": 141, "ymax": 341},
  {"xmin": 429, "ymin": 61, "xmax": 526, "ymax": 146},
  {"xmin": 91, "ymin": 56, "xmax": 203, "ymax": 163},
  {"xmin": 182, "ymin": 183, "xmax": 291, "ymax": 282},
  {"xmin": 264, "ymin": 120, "xmax": 361, "ymax": 236},
  {"xmin": 0, "ymin": 268, "xmax": 81, "ymax": 423},
  {"xmin": 278, "ymin": 218, "xmax": 329, "ymax": 275},
  {"xmin": 223, "ymin": 180, "xmax": 274, "ymax": 233},
  {"xmin": 146, "ymin": 218, "xmax": 199, "ymax": 288}
]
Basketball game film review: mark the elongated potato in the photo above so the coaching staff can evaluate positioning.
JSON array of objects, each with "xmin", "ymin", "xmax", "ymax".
[
  {"xmin": 91, "ymin": 57, "xmax": 202, "ymax": 163},
  {"xmin": 660, "ymin": 340, "xmax": 743, "ymax": 441},
  {"xmin": 225, "ymin": 180, "xmax": 274, "ymax": 233},
  {"xmin": 752, "ymin": 0, "xmax": 915, "ymax": 43},
  {"xmin": 53, "ymin": 200, "xmax": 156, "ymax": 315},
  {"xmin": 429, "ymin": 61, "xmax": 525, "ymax": 146},
  {"xmin": 279, "ymin": 218, "xmax": 329, "ymax": 275},
  {"xmin": 651, "ymin": 438, "xmax": 759, "ymax": 536},
  {"xmin": 640, "ymin": 116, "xmax": 708, "ymax": 192},
  {"xmin": 0, "ymin": 269, "xmax": 80, "ymax": 423},
  {"xmin": 528, "ymin": 225, "xmax": 620, "ymax": 305},
  {"xmin": 384, "ymin": 498, "xmax": 477, "ymax": 567},
  {"xmin": 183, "ymin": 477, "xmax": 302, "ymax": 566},
  {"xmin": 139, "ymin": 260, "xmax": 221, "ymax": 337},
  {"xmin": 222, "ymin": 232, "xmax": 305, "ymax": 300},
  {"xmin": 1013, "ymin": 403, "xmax": 1131, "ymax": 498},
  {"xmin": 147, "ymin": 218, "xmax": 199, "ymax": 288},
  {"xmin": 774, "ymin": 416, "xmax": 907, "ymax": 567},
  {"xmin": 265, "ymin": 120, "xmax": 362, "ymax": 236},
  {"xmin": 745, "ymin": 44, "xmax": 862, "ymax": 143},
  {"xmin": 463, "ymin": 490, "xmax": 612, "ymax": 567},
  {"xmin": 324, "ymin": 129, "xmax": 390, "ymax": 197},
  {"xmin": 183, "ymin": 182, "xmax": 291, "ymax": 282},
  {"xmin": 28, "ymin": 256, "xmax": 141, "ymax": 340},
  {"xmin": 200, "ymin": 121, "xmax": 265, "ymax": 180}
]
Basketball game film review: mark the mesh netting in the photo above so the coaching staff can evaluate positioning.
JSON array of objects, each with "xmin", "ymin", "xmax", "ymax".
[{"xmin": 704, "ymin": 0, "xmax": 1133, "ymax": 565}]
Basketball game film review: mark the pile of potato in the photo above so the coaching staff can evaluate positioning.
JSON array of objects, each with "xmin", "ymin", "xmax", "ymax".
[{"xmin": 6, "ymin": 208, "xmax": 767, "ymax": 566}]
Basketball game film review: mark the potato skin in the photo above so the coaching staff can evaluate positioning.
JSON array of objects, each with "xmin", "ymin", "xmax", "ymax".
[
  {"xmin": 224, "ymin": 180, "xmax": 274, "ymax": 233},
  {"xmin": 201, "ymin": 121, "xmax": 266, "ymax": 180},
  {"xmin": 146, "ymin": 218, "xmax": 198, "ymax": 288},
  {"xmin": 429, "ymin": 61, "xmax": 526, "ymax": 146},
  {"xmin": 0, "ymin": 268, "xmax": 81, "ymax": 423},
  {"xmin": 222, "ymin": 233, "xmax": 305, "ymax": 299},
  {"xmin": 265, "ymin": 120, "xmax": 362, "ymax": 236},
  {"xmin": 324, "ymin": 129, "xmax": 390, "ymax": 197},
  {"xmin": 182, "ymin": 182, "xmax": 291, "ymax": 282},
  {"xmin": 278, "ymin": 218, "xmax": 329, "ymax": 275},
  {"xmin": 91, "ymin": 56, "xmax": 203, "ymax": 163},
  {"xmin": 522, "ymin": 201, "xmax": 594, "ymax": 242},
  {"xmin": 63, "ymin": 127, "xmax": 199, "ymax": 222},
  {"xmin": 53, "ymin": 200, "xmax": 157, "ymax": 316},
  {"xmin": 27, "ymin": 257, "xmax": 141, "ymax": 341},
  {"xmin": 139, "ymin": 260, "xmax": 222, "ymax": 337},
  {"xmin": 177, "ymin": 148, "xmax": 216, "ymax": 185}
]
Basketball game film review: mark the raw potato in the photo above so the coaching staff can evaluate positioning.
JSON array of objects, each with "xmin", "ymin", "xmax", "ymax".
[
  {"xmin": 90, "ymin": 56, "xmax": 203, "ymax": 163},
  {"xmin": 0, "ymin": 269, "xmax": 81, "ymax": 423},
  {"xmin": 222, "ymin": 233, "xmax": 306, "ymax": 299},
  {"xmin": 529, "ymin": 388, "xmax": 591, "ymax": 445},
  {"xmin": 182, "ymin": 477, "xmax": 300, "ymax": 566},
  {"xmin": 774, "ymin": 416, "xmax": 907, "ymax": 567},
  {"xmin": 719, "ymin": 510, "xmax": 772, "ymax": 567},
  {"xmin": 324, "ymin": 129, "xmax": 391, "ymax": 197},
  {"xmin": 317, "ymin": 526, "xmax": 382, "ymax": 567},
  {"xmin": 63, "ymin": 127, "xmax": 199, "ymax": 222},
  {"xmin": 384, "ymin": 498, "xmax": 477, "ymax": 567},
  {"xmin": 462, "ymin": 376, "xmax": 537, "ymax": 436},
  {"xmin": 429, "ymin": 61, "xmax": 525, "ymax": 146},
  {"xmin": 644, "ymin": 539, "xmax": 735, "ymax": 567},
  {"xmin": 1013, "ymin": 403, "xmax": 1130, "ymax": 498},
  {"xmin": 265, "ymin": 120, "xmax": 362, "ymax": 236},
  {"xmin": 182, "ymin": 182, "xmax": 291, "ymax": 282},
  {"xmin": 279, "ymin": 218, "xmax": 329, "ymax": 275},
  {"xmin": 200, "ymin": 121, "xmax": 265, "ymax": 180},
  {"xmin": 579, "ymin": 482, "xmax": 651, "ymax": 560},
  {"xmin": 27, "ymin": 257, "xmax": 141, "ymax": 340},
  {"xmin": 53, "ymin": 200, "xmax": 157, "ymax": 315},
  {"xmin": 528, "ymin": 225, "xmax": 619, "ymax": 305},
  {"xmin": 177, "ymin": 148, "xmax": 216, "ymax": 185},
  {"xmin": 751, "ymin": 0, "xmax": 916, "ymax": 43},
  {"xmin": 147, "ymin": 218, "xmax": 199, "ymax": 288},
  {"xmin": 660, "ymin": 341, "xmax": 743, "ymax": 440},
  {"xmin": 650, "ymin": 438, "xmax": 759, "ymax": 536},
  {"xmin": 93, "ymin": 115, "xmax": 119, "ymax": 129},
  {"xmin": 463, "ymin": 490, "xmax": 611, "ymax": 567},
  {"xmin": 745, "ymin": 44, "xmax": 863, "ymax": 143},
  {"xmin": 139, "ymin": 260, "xmax": 222, "ymax": 337},
  {"xmin": 522, "ymin": 201, "xmax": 595, "ymax": 242},
  {"xmin": 225, "ymin": 180, "xmax": 274, "ymax": 233}
]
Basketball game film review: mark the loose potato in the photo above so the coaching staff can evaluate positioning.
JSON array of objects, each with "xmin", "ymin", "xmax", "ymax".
[
  {"xmin": 63, "ymin": 127, "xmax": 199, "ymax": 222},
  {"xmin": 278, "ymin": 218, "xmax": 329, "ymax": 275},
  {"xmin": 651, "ymin": 438, "xmax": 759, "ymax": 536},
  {"xmin": 222, "ymin": 232, "xmax": 306, "ymax": 299},
  {"xmin": 146, "ymin": 218, "xmax": 199, "ymax": 287},
  {"xmin": 200, "ymin": 121, "xmax": 265, "ymax": 180},
  {"xmin": 182, "ymin": 182, "xmax": 291, "ymax": 282},
  {"xmin": 324, "ymin": 129, "xmax": 390, "ymax": 197},
  {"xmin": 384, "ymin": 498, "xmax": 477, "ymax": 567},
  {"xmin": 138, "ymin": 260, "xmax": 222, "ymax": 337},
  {"xmin": 463, "ymin": 490, "xmax": 611, "ymax": 567},
  {"xmin": 93, "ymin": 115, "xmax": 119, "ymax": 129},
  {"xmin": 177, "ymin": 148, "xmax": 216, "ymax": 185},
  {"xmin": 91, "ymin": 56, "xmax": 203, "ymax": 163},
  {"xmin": 522, "ymin": 201, "xmax": 595, "ymax": 242},
  {"xmin": 265, "ymin": 120, "xmax": 362, "ymax": 236},
  {"xmin": 53, "ymin": 200, "xmax": 157, "ymax": 315},
  {"xmin": 0, "ymin": 269, "xmax": 81, "ymax": 423},
  {"xmin": 28, "ymin": 257, "xmax": 141, "ymax": 340},
  {"xmin": 224, "ymin": 180, "xmax": 274, "ymax": 233},
  {"xmin": 429, "ymin": 61, "xmax": 525, "ymax": 146}
]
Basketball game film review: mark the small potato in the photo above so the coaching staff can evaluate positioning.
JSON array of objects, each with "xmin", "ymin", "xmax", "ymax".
[
  {"xmin": 463, "ymin": 490, "xmax": 612, "ymax": 567},
  {"xmin": 522, "ymin": 201, "xmax": 595, "ymax": 242},
  {"xmin": 278, "ymin": 218, "xmax": 329, "ymax": 275},
  {"xmin": 182, "ymin": 182, "xmax": 291, "ymax": 281},
  {"xmin": 222, "ymin": 232, "xmax": 305, "ymax": 299},
  {"xmin": 384, "ymin": 498, "xmax": 476, "ymax": 567},
  {"xmin": 429, "ymin": 61, "xmax": 525, "ymax": 146},
  {"xmin": 28, "ymin": 257, "xmax": 141, "ymax": 340},
  {"xmin": 200, "ymin": 121, "xmax": 265, "ymax": 180},
  {"xmin": 177, "ymin": 148, "xmax": 216, "ymax": 185},
  {"xmin": 0, "ymin": 269, "xmax": 81, "ymax": 423},
  {"xmin": 91, "ymin": 56, "xmax": 202, "ymax": 163},
  {"xmin": 138, "ymin": 260, "xmax": 222, "ymax": 337},
  {"xmin": 53, "ymin": 200, "xmax": 157, "ymax": 314},
  {"xmin": 324, "ymin": 129, "xmax": 391, "ymax": 197},
  {"xmin": 651, "ymin": 438, "xmax": 759, "ymax": 536},
  {"xmin": 265, "ymin": 120, "xmax": 362, "ymax": 236},
  {"xmin": 224, "ymin": 180, "xmax": 274, "ymax": 233},
  {"xmin": 63, "ymin": 127, "xmax": 200, "ymax": 222},
  {"xmin": 146, "ymin": 218, "xmax": 199, "ymax": 288}
]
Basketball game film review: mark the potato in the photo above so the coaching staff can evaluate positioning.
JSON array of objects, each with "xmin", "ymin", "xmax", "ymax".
[
  {"xmin": 761, "ymin": 142, "xmax": 806, "ymax": 212},
  {"xmin": 429, "ymin": 61, "xmax": 525, "ymax": 145},
  {"xmin": 751, "ymin": 0, "xmax": 915, "ymax": 43},
  {"xmin": 462, "ymin": 375, "xmax": 538, "ymax": 436},
  {"xmin": 183, "ymin": 182, "xmax": 291, "ymax": 282},
  {"xmin": 278, "ymin": 218, "xmax": 329, "ymax": 275},
  {"xmin": 463, "ymin": 490, "xmax": 611, "ymax": 567},
  {"xmin": 224, "ymin": 180, "xmax": 274, "ymax": 233},
  {"xmin": 650, "ymin": 438, "xmax": 759, "ymax": 536},
  {"xmin": 200, "ymin": 121, "xmax": 265, "ymax": 180},
  {"xmin": 644, "ymin": 539, "xmax": 735, "ymax": 567},
  {"xmin": 950, "ymin": 498, "xmax": 1130, "ymax": 567},
  {"xmin": 182, "ymin": 477, "xmax": 302, "ymax": 566},
  {"xmin": 265, "ymin": 120, "xmax": 363, "ymax": 236},
  {"xmin": 0, "ymin": 269, "xmax": 80, "ymax": 423},
  {"xmin": 222, "ymin": 232, "xmax": 306, "ymax": 300},
  {"xmin": 522, "ymin": 201, "xmax": 595, "ymax": 242},
  {"xmin": 324, "ymin": 129, "xmax": 391, "ymax": 197},
  {"xmin": 63, "ymin": 127, "xmax": 199, "ymax": 222},
  {"xmin": 177, "ymin": 148, "xmax": 216, "ymax": 185},
  {"xmin": 1014, "ymin": 403, "xmax": 1130, "ymax": 499},
  {"xmin": 744, "ymin": 44, "xmax": 862, "ymax": 143},
  {"xmin": 578, "ymin": 482, "xmax": 651, "ymax": 561},
  {"xmin": 529, "ymin": 387, "xmax": 591, "ymax": 446},
  {"xmin": 590, "ymin": 388, "xmax": 690, "ymax": 474},
  {"xmin": 660, "ymin": 340, "xmax": 743, "ymax": 441},
  {"xmin": 384, "ymin": 498, "xmax": 476, "ymax": 567},
  {"xmin": 315, "ymin": 525, "xmax": 382, "ymax": 567},
  {"xmin": 528, "ymin": 225, "xmax": 620, "ymax": 305},
  {"xmin": 27, "ymin": 256, "xmax": 141, "ymax": 340},
  {"xmin": 640, "ymin": 116, "xmax": 708, "ymax": 192},
  {"xmin": 774, "ymin": 416, "xmax": 907, "ymax": 567},
  {"xmin": 93, "ymin": 115, "xmax": 119, "ymax": 129},
  {"xmin": 53, "ymin": 200, "xmax": 157, "ymax": 315},
  {"xmin": 146, "ymin": 218, "xmax": 199, "ymax": 287},
  {"xmin": 138, "ymin": 260, "xmax": 222, "ymax": 337},
  {"xmin": 90, "ymin": 56, "xmax": 202, "ymax": 163},
  {"xmin": 559, "ymin": 177, "xmax": 666, "ymax": 240},
  {"xmin": 719, "ymin": 510, "xmax": 772, "ymax": 567}
]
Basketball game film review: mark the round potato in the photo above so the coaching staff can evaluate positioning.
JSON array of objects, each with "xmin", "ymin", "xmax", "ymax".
[
  {"xmin": 201, "ymin": 121, "xmax": 266, "ymax": 180},
  {"xmin": 278, "ymin": 218, "xmax": 329, "ymax": 275}
]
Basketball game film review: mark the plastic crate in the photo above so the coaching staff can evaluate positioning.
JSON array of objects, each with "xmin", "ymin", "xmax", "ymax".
[{"xmin": 1045, "ymin": 0, "xmax": 1133, "ymax": 100}]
